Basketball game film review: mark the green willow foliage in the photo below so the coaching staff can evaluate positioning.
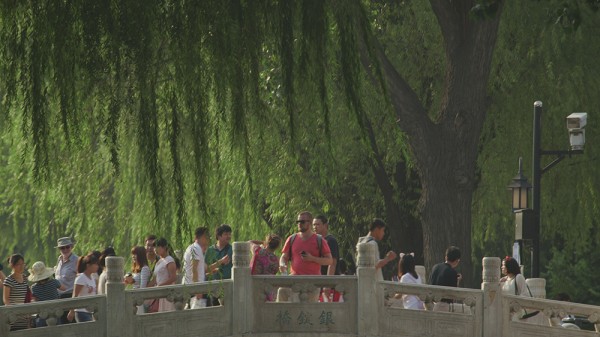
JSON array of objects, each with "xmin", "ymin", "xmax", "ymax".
[
  {"xmin": 2, "ymin": 0, "xmax": 600, "ymax": 304},
  {"xmin": 0, "ymin": 1, "xmax": 396, "ymax": 263}
]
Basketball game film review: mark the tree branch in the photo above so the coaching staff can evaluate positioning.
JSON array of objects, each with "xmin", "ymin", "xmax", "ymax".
[{"xmin": 358, "ymin": 30, "xmax": 433, "ymax": 158}]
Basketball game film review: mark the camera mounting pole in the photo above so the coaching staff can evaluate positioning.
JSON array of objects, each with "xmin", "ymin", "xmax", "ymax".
[{"xmin": 530, "ymin": 101, "xmax": 585, "ymax": 277}]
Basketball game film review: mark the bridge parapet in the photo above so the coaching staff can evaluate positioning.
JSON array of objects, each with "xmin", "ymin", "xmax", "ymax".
[{"xmin": 3, "ymin": 243, "xmax": 600, "ymax": 337}]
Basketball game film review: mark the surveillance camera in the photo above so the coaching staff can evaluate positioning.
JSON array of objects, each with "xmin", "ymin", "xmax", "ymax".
[
  {"xmin": 566, "ymin": 113, "xmax": 587, "ymax": 150},
  {"xmin": 569, "ymin": 129, "xmax": 585, "ymax": 150},
  {"xmin": 566, "ymin": 113, "xmax": 587, "ymax": 130}
]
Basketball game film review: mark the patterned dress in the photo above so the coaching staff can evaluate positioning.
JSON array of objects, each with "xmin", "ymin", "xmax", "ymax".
[
  {"xmin": 251, "ymin": 246, "xmax": 279, "ymax": 301},
  {"xmin": 251, "ymin": 246, "xmax": 279, "ymax": 275}
]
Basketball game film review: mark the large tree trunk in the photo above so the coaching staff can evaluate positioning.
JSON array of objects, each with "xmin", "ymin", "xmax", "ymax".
[
  {"xmin": 419, "ymin": 127, "xmax": 478, "ymax": 285},
  {"xmin": 365, "ymin": 0, "xmax": 504, "ymax": 286}
]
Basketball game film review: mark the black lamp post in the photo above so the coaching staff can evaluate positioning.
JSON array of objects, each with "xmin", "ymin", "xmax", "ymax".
[{"xmin": 510, "ymin": 101, "xmax": 585, "ymax": 278}]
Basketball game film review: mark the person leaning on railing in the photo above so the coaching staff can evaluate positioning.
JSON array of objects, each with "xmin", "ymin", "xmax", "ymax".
[
  {"xmin": 148, "ymin": 238, "xmax": 177, "ymax": 312},
  {"xmin": 3, "ymin": 254, "xmax": 31, "ymax": 331},
  {"xmin": 429, "ymin": 246, "xmax": 462, "ymax": 312},
  {"xmin": 500, "ymin": 257, "xmax": 527, "ymax": 296},
  {"xmin": 29, "ymin": 261, "xmax": 66, "ymax": 327},
  {"xmin": 67, "ymin": 253, "xmax": 99, "ymax": 323}
]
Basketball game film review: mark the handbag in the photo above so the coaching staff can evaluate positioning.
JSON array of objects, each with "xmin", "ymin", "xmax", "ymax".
[
  {"xmin": 516, "ymin": 281, "xmax": 540, "ymax": 319},
  {"xmin": 25, "ymin": 287, "xmax": 32, "ymax": 303},
  {"xmin": 144, "ymin": 299, "xmax": 159, "ymax": 313}
]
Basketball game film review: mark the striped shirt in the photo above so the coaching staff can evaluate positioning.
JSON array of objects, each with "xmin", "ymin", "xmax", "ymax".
[
  {"xmin": 3, "ymin": 275, "xmax": 30, "ymax": 330},
  {"xmin": 133, "ymin": 265, "xmax": 151, "ymax": 289},
  {"xmin": 32, "ymin": 279, "xmax": 61, "ymax": 301}
]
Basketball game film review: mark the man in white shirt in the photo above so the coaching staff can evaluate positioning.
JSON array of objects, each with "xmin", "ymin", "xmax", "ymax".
[
  {"xmin": 182, "ymin": 227, "xmax": 210, "ymax": 308},
  {"xmin": 356, "ymin": 218, "xmax": 397, "ymax": 281}
]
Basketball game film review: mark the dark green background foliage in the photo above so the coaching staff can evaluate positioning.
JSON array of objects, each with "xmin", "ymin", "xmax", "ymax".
[{"xmin": 1, "ymin": 0, "xmax": 599, "ymax": 304}]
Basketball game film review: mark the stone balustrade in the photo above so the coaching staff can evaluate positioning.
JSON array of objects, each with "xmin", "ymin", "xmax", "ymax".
[{"xmin": 2, "ymin": 243, "xmax": 600, "ymax": 337}]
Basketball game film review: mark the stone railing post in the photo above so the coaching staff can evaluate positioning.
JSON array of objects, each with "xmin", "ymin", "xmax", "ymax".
[
  {"xmin": 357, "ymin": 242, "xmax": 379, "ymax": 337},
  {"xmin": 416, "ymin": 265, "xmax": 427, "ymax": 284},
  {"xmin": 232, "ymin": 241, "xmax": 252, "ymax": 336},
  {"xmin": 106, "ymin": 256, "xmax": 128, "ymax": 337},
  {"xmin": 525, "ymin": 278, "xmax": 548, "ymax": 326},
  {"xmin": 481, "ymin": 257, "xmax": 502, "ymax": 337},
  {"xmin": 525, "ymin": 278, "xmax": 546, "ymax": 298}
]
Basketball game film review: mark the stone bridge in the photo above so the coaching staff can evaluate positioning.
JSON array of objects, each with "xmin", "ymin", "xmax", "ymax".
[{"xmin": 1, "ymin": 242, "xmax": 599, "ymax": 337}]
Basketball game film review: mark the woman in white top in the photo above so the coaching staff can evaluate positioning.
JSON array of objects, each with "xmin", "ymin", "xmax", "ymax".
[
  {"xmin": 396, "ymin": 253, "xmax": 424, "ymax": 310},
  {"xmin": 500, "ymin": 256, "xmax": 528, "ymax": 296},
  {"xmin": 501, "ymin": 256, "xmax": 534, "ymax": 321},
  {"xmin": 67, "ymin": 253, "xmax": 99, "ymax": 322},
  {"xmin": 151, "ymin": 238, "xmax": 177, "ymax": 312}
]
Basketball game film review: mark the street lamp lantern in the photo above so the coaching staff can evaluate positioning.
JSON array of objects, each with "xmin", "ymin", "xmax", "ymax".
[{"xmin": 507, "ymin": 157, "xmax": 531, "ymax": 211}]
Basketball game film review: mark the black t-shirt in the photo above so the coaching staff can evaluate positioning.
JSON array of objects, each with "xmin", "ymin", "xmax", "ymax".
[
  {"xmin": 321, "ymin": 234, "xmax": 340, "ymax": 275},
  {"xmin": 429, "ymin": 262, "xmax": 458, "ymax": 287}
]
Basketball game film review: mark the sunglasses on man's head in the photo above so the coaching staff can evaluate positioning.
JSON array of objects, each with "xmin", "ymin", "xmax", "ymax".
[
  {"xmin": 59, "ymin": 246, "xmax": 71, "ymax": 250},
  {"xmin": 296, "ymin": 220, "xmax": 310, "ymax": 224}
]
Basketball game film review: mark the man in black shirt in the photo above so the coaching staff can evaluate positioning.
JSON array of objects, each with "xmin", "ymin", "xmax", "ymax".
[
  {"xmin": 313, "ymin": 214, "xmax": 342, "ymax": 302},
  {"xmin": 429, "ymin": 246, "xmax": 462, "ymax": 311},
  {"xmin": 313, "ymin": 215, "xmax": 340, "ymax": 276}
]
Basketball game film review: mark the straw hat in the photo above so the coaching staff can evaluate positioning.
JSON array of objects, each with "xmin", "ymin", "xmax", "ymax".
[{"xmin": 28, "ymin": 261, "xmax": 55, "ymax": 282}]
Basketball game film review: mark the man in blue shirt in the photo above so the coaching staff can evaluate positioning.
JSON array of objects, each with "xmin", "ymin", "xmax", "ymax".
[
  {"xmin": 205, "ymin": 224, "xmax": 232, "ymax": 306},
  {"xmin": 55, "ymin": 236, "xmax": 78, "ymax": 323}
]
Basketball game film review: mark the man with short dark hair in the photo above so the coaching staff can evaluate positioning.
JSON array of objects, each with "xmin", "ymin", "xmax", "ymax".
[
  {"xmin": 429, "ymin": 246, "xmax": 462, "ymax": 311},
  {"xmin": 313, "ymin": 215, "xmax": 339, "ymax": 276},
  {"xmin": 356, "ymin": 219, "xmax": 397, "ymax": 281},
  {"xmin": 314, "ymin": 214, "xmax": 344, "ymax": 302},
  {"xmin": 279, "ymin": 211, "xmax": 333, "ymax": 303},
  {"xmin": 145, "ymin": 234, "xmax": 160, "ymax": 273},
  {"xmin": 183, "ymin": 227, "xmax": 210, "ymax": 308},
  {"xmin": 205, "ymin": 224, "xmax": 233, "ymax": 306}
]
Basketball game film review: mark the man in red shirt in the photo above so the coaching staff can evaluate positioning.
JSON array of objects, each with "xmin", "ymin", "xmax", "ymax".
[{"xmin": 280, "ymin": 211, "xmax": 333, "ymax": 275}]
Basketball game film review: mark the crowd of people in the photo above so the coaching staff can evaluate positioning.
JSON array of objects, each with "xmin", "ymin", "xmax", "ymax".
[{"xmin": 1, "ymin": 210, "xmax": 538, "ymax": 331}]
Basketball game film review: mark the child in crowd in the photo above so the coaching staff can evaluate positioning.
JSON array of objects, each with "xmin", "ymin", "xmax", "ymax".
[{"xmin": 395, "ymin": 253, "xmax": 424, "ymax": 310}]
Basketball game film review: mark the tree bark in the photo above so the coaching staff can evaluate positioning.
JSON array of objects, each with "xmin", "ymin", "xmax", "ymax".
[{"xmin": 367, "ymin": 0, "xmax": 504, "ymax": 286}]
